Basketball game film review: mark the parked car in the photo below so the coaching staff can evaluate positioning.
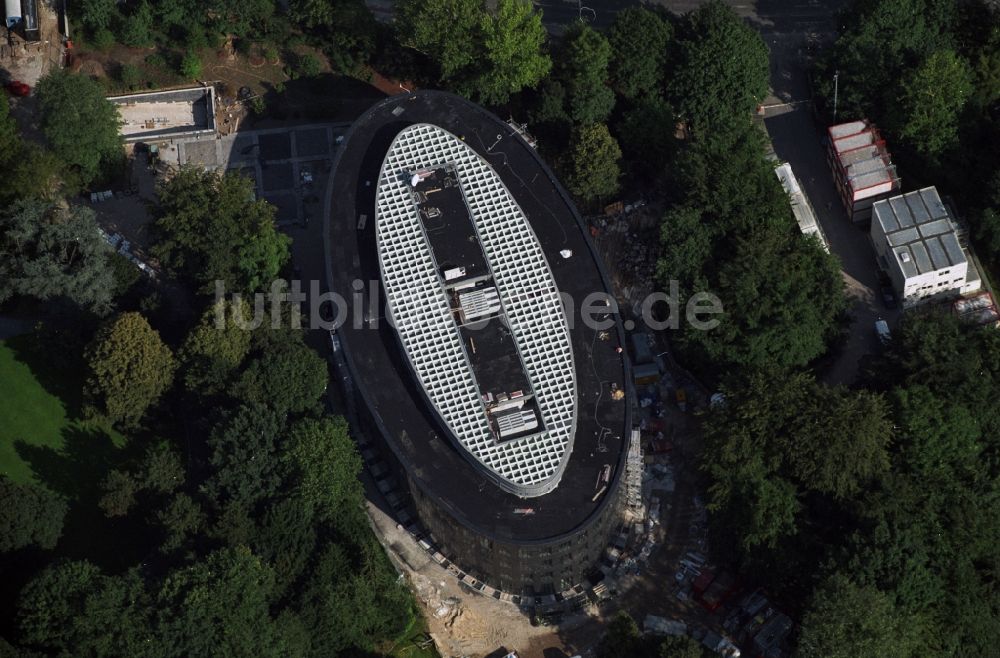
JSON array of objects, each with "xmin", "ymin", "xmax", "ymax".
[{"xmin": 875, "ymin": 318, "xmax": 891, "ymax": 345}]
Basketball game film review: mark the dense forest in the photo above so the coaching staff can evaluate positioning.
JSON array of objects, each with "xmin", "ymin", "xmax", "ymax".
[{"xmin": 0, "ymin": 161, "xmax": 414, "ymax": 655}]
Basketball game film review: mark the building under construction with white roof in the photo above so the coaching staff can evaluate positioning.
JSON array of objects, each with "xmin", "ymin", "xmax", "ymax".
[
  {"xmin": 871, "ymin": 187, "xmax": 982, "ymax": 308},
  {"xmin": 827, "ymin": 119, "xmax": 901, "ymax": 223},
  {"xmin": 326, "ymin": 91, "xmax": 630, "ymax": 596}
]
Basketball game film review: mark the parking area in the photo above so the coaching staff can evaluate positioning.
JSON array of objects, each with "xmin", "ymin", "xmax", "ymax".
[{"xmin": 165, "ymin": 123, "xmax": 349, "ymax": 227}]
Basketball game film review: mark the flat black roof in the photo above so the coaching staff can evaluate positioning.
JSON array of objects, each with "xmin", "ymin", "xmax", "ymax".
[
  {"xmin": 414, "ymin": 166, "xmax": 491, "ymax": 284},
  {"xmin": 325, "ymin": 91, "xmax": 630, "ymax": 543}
]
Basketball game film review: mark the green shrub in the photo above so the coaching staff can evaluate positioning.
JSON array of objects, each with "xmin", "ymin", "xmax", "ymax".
[
  {"xmin": 262, "ymin": 44, "xmax": 280, "ymax": 63},
  {"xmin": 249, "ymin": 95, "xmax": 266, "ymax": 115},
  {"xmin": 180, "ymin": 51, "xmax": 202, "ymax": 79},
  {"xmin": 90, "ymin": 27, "xmax": 116, "ymax": 51},
  {"xmin": 295, "ymin": 53, "xmax": 322, "ymax": 78},
  {"xmin": 118, "ymin": 63, "xmax": 142, "ymax": 90},
  {"xmin": 144, "ymin": 52, "xmax": 168, "ymax": 69},
  {"xmin": 119, "ymin": 1, "xmax": 154, "ymax": 47},
  {"xmin": 184, "ymin": 25, "xmax": 208, "ymax": 50}
]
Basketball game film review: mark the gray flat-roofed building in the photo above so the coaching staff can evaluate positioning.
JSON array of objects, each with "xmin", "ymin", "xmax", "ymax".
[
  {"xmin": 871, "ymin": 187, "xmax": 980, "ymax": 308},
  {"xmin": 108, "ymin": 87, "xmax": 216, "ymax": 142}
]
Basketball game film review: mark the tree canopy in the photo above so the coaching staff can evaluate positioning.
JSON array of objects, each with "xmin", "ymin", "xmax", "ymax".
[
  {"xmin": 607, "ymin": 7, "xmax": 673, "ymax": 100},
  {"xmin": 703, "ymin": 372, "xmax": 892, "ymax": 555},
  {"xmin": 396, "ymin": 0, "xmax": 479, "ymax": 80},
  {"xmin": 232, "ymin": 339, "xmax": 328, "ymax": 416},
  {"xmin": 656, "ymin": 120, "xmax": 845, "ymax": 372},
  {"xmin": 0, "ymin": 95, "xmax": 59, "ymax": 205},
  {"xmin": 892, "ymin": 48, "xmax": 973, "ymax": 158},
  {"xmin": 0, "ymin": 200, "xmax": 116, "ymax": 313},
  {"xmin": 178, "ymin": 299, "xmax": 254, "ymax": 395},
  {"xmin": 282, "ymin": 416, "xmax": 364, "ymax": 523},
  {"xmin": 468, "ymin": 0, "xmax": 550, "ymax": 104},
  {"xmin": 85, "ymin": 312, "xmax": 176, "ymax": 427},
  {"xmin": 668, "ymin": 0, "xmax": 769, "ymax": 130},
  {"xmin": 555, "ymin": 22, "xmax": 615, "ymax": 124},
  {"xmin": 398, "ymin": 0, "xmax": 550, "ymax": 104},
  {"xmin": 35, "ymin": 71, "xmax": 122, "ymax": 188},
  {"xmin": 0, "ymin": 478, "xmax": 67, "ymax": 552},
  {"xmin": 561, "ymin": 123, "xmax": 622, "ymax": 205},
  {"xmin": 152, "ymin": 168, "xmax": 290, "ymax": 294},
  {"xmin": 795, "ymin": 575, "xmax": 923, "ymax": 658}
]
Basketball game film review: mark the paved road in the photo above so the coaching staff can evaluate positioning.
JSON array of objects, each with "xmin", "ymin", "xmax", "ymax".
[{"xmin": 763, "ymin": 106, "xmax": 901, "ymax": 386}]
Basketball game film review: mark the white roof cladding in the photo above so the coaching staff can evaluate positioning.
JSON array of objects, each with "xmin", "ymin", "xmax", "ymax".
[
  {"xmin": 873, "ymin": 187, "xmax": 966, "ymax": 278},
  {"xmin": 374, "ymin": 123, "xmax": 577, "ymax": 497}
]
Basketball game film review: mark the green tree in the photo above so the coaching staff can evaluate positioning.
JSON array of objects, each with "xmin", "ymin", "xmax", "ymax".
[
  {"xmin": 668, "ymin": 0, "xmax": 769, "ymax": 130},
  {"xmin": 468, "ymin": 0, "xmax": 550, "ymax": 104},
  {"xmin": 232, "ymin": 340, "xmax": 328, "ymax": 416},
  {"xmin": 812, "ymin": 0, "xmax": 957, "ymax": 121},
  {"xmin": 0, "ymin": 95, "xmax": 60, "ymax": 205},
  {"xmin": 180, "ymin": 50, "xmax": 203, "ymax": 78},
  {"xmin": 178, "ymin": 299, "xmax": 253, "ymax": 395},
  {"xmin": 153, "ymin": 168, "xmax": 290, "ymax": 293},
  {"xmin": 289, "ymin": 0, "xmax": 336, "ymax": 28},
  {"xmin": 607, "ymin": 7, "xmax": 672, "ymax": 100},
  {"xmin": 35, "ymin": 71, "xmax": 122, "ymax": 188},
  {"xmin": 615, "ymin": 96, "xmax": 677, "ymax": 176},
  {"xmin": 294, "ymin": 540, "xmax": 412, "ymax": 655},
  {"xmin": 209, "ymin": 0, "xmax": 276, "ymax": 38},
  {"xmin": 85, "ymin": 312, "xmax": 176, "ymax": 427},
  {"xmin": 0, "ymin": 477, "xmax": 67, "ymax": 552},
  {"xmin": 795, "ymin": 575, "xmax": 923, "ymax": 658},
  {"xmin": 556, "ymin": 22, "xmax": 615, "ymax": 123},
  {"xmin": 975, "ymin": 207, "xmax": 1000, "ymax": 266},
  {"xmin": 155, "ymin": 493, "xmax": 206, "ymax": 552},
  {"xmin": 252, "ymin": 495, "xmax": 319, "ymax": 595},
  {"xmin": 658, "ymin": 635, "xmax": 709, "ymax": 658},
  {"xmin": 281, "ymin": 416, "xmax": 363, "ymax": 523},
  {"xmin": 118, "ymin": 63, "xmax": 143, "ymax": 90},
  {"xmin": 528, "ymin": 79, "xmax": 569, "ymax": 125},
  {"xmin": 119, "ymin": 1, "xmax": 155, "ymax": 47},
  {"xmin": 17, "ymin": 562, "xmax": 153, "ymax": 655},
  {"xmin": 561, "ymin": 123, "xmax": 621, "ymax": 204},
  {"xmin": 78, "ymin": 0, "xmax": 119, "ymax": 30},
  {"xmin": 99, "ymin": 442, "xmax": 184, "ymax": 517},
  {"xmin": 596, "ymin": 612, "xmax": 643, "ymax": 658},
  {"xmin": 893, "ymin": 48, "xmax": 973, "ymax": 158},
  {"xmin": 657, "ymin": 121, "xmax": 846, "ymax": 371},
  {"xmin": 703, "ymin": 372, "xmax": 892, "ymax": 554},
  {"xmin": 202, "ymin": 403, "xmax": 286, "ymax": 507},
  {"xmin": 0, "ymin": 200, "xmax": 116, "ymax": 313},
  {"xmin": 396, "ymin": 0, "xmax": 479, "ymax": 80},
  {"xmin": 153, "ymin": 546, "xmax": 292, "ymax": 657}
]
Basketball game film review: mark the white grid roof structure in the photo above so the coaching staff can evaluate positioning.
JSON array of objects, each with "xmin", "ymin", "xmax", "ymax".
[{"xmin": 375, "ymin": 123, "xmax": 577, "ymax": 497}]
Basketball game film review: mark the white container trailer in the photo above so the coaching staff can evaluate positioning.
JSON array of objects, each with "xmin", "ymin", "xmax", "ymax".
[{"xmin": 5, "ymin": 0, "xmax": 20, "ymax": 28}]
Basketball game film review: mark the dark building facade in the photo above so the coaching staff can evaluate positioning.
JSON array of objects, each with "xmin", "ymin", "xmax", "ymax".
[{"xmin": 325, "ymin": 91, "xmax": 631, "ymax": 596}]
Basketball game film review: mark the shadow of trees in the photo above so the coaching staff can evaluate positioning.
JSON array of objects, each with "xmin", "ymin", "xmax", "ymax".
[{"xmin": 14, "ymin": 425, "xmax": 150, "ymax": 571}]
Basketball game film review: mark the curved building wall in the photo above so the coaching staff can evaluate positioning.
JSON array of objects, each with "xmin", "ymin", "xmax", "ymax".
[
  {"xmin": 409, "ymin": 472, "xmax": 624, "ymax": 594},
  {"xmin": 325, "ymin": 91, "xmax": 631, "ymax": 597}
]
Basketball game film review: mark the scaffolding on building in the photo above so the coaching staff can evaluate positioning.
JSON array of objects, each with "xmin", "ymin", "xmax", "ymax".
[{"xmin": 624, "ymin": 428, "xmax": 644, "ymax": 522}]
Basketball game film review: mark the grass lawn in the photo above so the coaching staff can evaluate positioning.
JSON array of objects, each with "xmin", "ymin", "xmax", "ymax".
[{"xmin": 0, "ymin": 337, "xmax": 125, "ymax": 484}]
